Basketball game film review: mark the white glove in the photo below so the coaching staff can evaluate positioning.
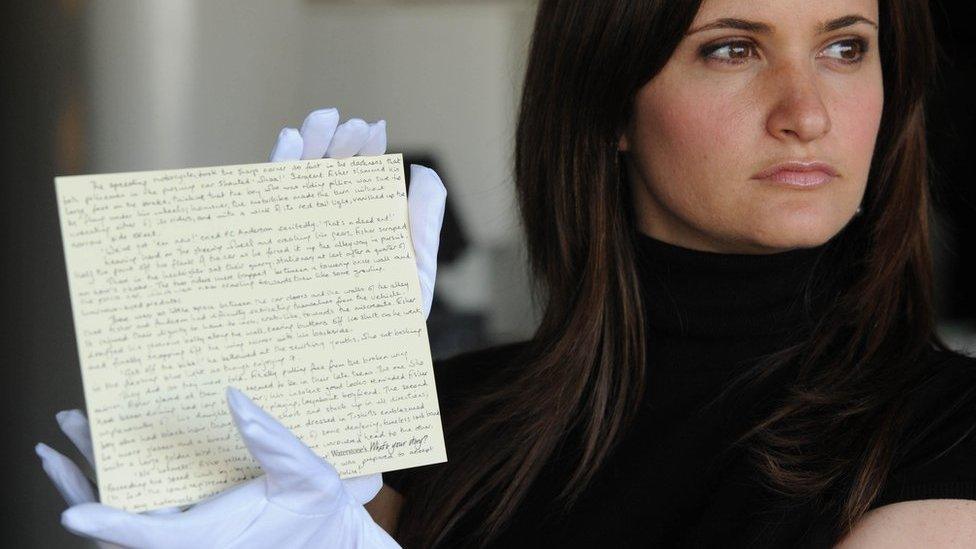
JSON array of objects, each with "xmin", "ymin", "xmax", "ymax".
[{"xmin": 36, "ymin": 107, "xmax": 447, "ymax": 548}]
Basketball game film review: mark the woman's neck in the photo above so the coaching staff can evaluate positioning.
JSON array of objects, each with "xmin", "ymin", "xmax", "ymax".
[{"xmin": 634, "ymin": 229, "xmax": 831, "ymax": 339}]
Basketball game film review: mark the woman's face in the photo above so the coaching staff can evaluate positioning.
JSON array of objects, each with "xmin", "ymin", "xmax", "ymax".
[{"xmin": 619, "ymin": 0, "xmax": 883, "ymax": 254}]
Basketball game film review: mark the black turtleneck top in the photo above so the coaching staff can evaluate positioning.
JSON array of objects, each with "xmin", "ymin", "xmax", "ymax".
[{"xmin": 383, "ymin": 230, "xmax": 976, "ymax": 548}]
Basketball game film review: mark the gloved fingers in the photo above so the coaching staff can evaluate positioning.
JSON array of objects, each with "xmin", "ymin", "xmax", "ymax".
[
  {"xmin": 134, "ymin": 477, "xmax": 267, "ymax": 540},
  {"xmin": 269, "ymin": 127, "xmax": 303, "ymax": 163},
  {"xmin": 225, "ymin": 387, "xmax": 350, "ymax": 512},
  {"xmin": 76, "ymin": 478, "xmax": 263, "ymax": 545},
  {"xmin": 61, "ymin": 502, "xmax": 206, "ymax": 548},
  {"xmin": 299, "ymin": 107, "xmax": 341, "ymax": 160},
  {"xmin": 35, "ymin": 442, "xmax": 97, "ymax": 506},
  {"xmin": 358, "ymin": 120, "xmax": 388, "ymax": 156},
  {"xmin": 406, "ymin": 164, "xmax": 447, "ymax": 320},
  {"xmin": 55, "ymin": 409, "xmax": 96, "ymax": 470},
  {"xmin": 325, "ymin": 118, "xmax": 371, "ymax": 159},
  {"xmin": 341, "ymin": 472, "xmax": 384, "ymax": 506},
  {"xmin": 45, "ymin": 412, "xmax": 187, "ymax": 516}
]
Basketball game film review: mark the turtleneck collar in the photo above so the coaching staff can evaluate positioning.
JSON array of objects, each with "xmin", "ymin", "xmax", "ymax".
[{"xmin": 634, "ymin": 230, "xmax": 830, "ymax": 339}]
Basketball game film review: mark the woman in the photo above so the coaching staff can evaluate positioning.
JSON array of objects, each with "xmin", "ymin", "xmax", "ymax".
[
  {"xmin": 383, "ymin": 0, "xmax": 976, "ymax": 546},
  {"xmin": 39, "ymin": 0, "xmax": 976, "ymax": 547}
]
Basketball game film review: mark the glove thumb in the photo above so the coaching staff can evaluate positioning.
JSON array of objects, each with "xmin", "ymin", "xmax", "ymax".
[{"xmin": 225, "ymin": 386, "xmax": 352, "ymax": 513}]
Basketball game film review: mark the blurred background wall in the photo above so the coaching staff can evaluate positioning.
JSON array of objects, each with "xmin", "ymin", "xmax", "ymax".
[
  {"xmin": 84, "ymin": 0, "xmax": 542, "ymax": 347},
  {"xmin": 5, "ymin": 1, "xmax": 974, "ymax": 546},
  {"xmin": 9, "ymin": 1, "xmax": 541, "ymax": 545}
]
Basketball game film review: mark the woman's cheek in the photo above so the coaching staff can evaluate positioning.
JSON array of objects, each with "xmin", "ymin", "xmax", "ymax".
[
  {"xmin": 851, "ymin": 95, "xmax": 883, "ymax": 168},
  {"xmin": 680, "ymin": 87, "xmax": 726, "ymax": 141},
  {"xmin": 637, "ymin": 96, "xmax": 743, "ymax": 208},
  {"xmin": 831, "ymin": 75, "xmax": 884, "ymax": 169}
]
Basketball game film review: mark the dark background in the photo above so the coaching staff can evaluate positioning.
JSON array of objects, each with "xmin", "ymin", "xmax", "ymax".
[{"xmin": 5, "ymin": 1, "xmax": 975, "ymax": 546}]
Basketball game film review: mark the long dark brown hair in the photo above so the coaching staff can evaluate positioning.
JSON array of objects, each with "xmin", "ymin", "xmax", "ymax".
[{"xmin": 394, "ymin": 0, "xmax": 953, "ymax": 546}]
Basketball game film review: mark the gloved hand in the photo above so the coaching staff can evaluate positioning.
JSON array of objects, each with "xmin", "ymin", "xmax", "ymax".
[{"xmin": 35, "ymin": 107, "xmax": 447, "ymax": 548}]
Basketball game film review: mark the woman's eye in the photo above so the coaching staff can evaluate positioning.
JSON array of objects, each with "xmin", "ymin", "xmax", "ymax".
[
  {"xmin": 820, "ymin": 38, "xmax": 869, "ymax": 64},
  {"xmin": 700, "ymin": 38, "xmax": 869, "ymax": 66},
  {"xmin": 700, "ymin": 41, "xmax": 757, "ymax": 65}
]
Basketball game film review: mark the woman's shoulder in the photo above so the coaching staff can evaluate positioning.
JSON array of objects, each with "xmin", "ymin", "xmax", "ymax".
[
  {"xmin": 871, "ymin": 345, "xmax": 976, "ymax": 508},
  {"xmin": 901, "ymin": 345, "xmax": 976, "ymax": 440}
]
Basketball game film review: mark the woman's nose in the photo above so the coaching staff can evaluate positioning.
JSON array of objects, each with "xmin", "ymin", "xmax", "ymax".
[{"xmin": 764, "ymin": 65, "xmax": 832, "ymax": 142}]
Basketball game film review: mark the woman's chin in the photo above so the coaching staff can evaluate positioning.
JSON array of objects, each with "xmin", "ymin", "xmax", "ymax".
[{"xmin": 748, "ymin": 218, "xmax": 844, "ymax": 252}]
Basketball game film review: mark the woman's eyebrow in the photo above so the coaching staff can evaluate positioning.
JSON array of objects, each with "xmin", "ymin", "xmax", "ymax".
[{"xmin": 685, "ymin": 14, "xmax": 878, "ymax": 36}]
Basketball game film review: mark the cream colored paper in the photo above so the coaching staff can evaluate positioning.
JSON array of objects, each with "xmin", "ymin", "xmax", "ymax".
[{"xmin": 54, "ymin": 153, "xmax": 446, "ymax": 512}]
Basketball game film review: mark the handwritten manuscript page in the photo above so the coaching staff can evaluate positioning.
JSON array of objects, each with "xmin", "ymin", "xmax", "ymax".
[{"xmin": 54, "ymin": 153, "xmax": 446, "ymax": 512}]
